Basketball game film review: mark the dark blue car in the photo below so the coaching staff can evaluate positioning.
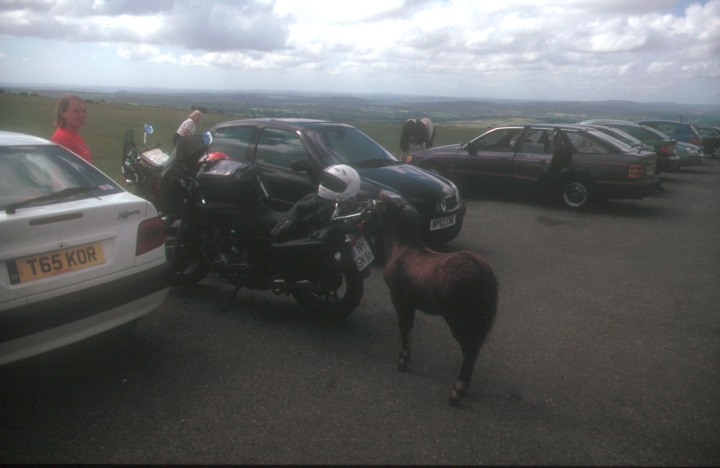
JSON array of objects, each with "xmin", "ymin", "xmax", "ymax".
[
  {"xmin": 637, "ymin": 120, "xmax": 703, "ymax": 146},
  {"xmin": 208, "ymin": 118, "xmax": 465, "ymax": 245}
]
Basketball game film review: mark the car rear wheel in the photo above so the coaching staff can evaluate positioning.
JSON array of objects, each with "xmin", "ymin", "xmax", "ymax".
[
  {"xmin": 561, "ymin": 178, "xmax": 592, "ymax": 209},
  {"xmin": 713, "ymin": 147, "xmax": 720, "ymax": 159}
]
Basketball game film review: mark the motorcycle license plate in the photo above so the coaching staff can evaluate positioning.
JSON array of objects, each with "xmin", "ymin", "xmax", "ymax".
[
  {"xmin": 351, "ymin": 236, "xmax": 374, "ymax": 272},
  {"xmin": 430, "ymin": 214, "xmax": 456, "ymax": 231}
]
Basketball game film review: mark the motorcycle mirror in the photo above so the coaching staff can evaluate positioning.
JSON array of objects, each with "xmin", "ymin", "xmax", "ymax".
[
  {"xmin": 144, "ymin": 124, "xmax": 154, "ymax": 135},
  {"xmin": 202, "ymin": 131, "xmax": 213, "ymax": 148}
]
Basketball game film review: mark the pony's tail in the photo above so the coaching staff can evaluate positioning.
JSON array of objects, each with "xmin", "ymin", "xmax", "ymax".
[{"xmin": 399, "ymin": 120, "xmax": 412, "ymax": 152}]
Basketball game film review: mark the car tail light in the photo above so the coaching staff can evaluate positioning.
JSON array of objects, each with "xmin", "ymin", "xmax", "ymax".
[
  {"xmin": 689, "ymin": 137, "xmax": 701, "ymax": 145},
  {"xmin": 136, "ymin": 217, "xmax": 165, "ymax": 256},
  {"xmin": 628, "ymin": 163, "xmax": 648, "ymax": 179},
  {"xmin": 658, "ymin": 145, "xmax": 672, "ymax": 155}
]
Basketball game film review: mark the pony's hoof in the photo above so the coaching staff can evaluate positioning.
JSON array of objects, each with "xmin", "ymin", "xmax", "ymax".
[
  {"xmin": 449, "ymin": 392, "xmax": 461, "ymax": 406},
  {"xmin": 453, "ymin": 380, "xmax": 468, "ymax": 398}
]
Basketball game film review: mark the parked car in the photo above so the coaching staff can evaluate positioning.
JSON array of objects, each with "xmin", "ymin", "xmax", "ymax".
[
  {"xmin": 208, "ymin": 118, "xmax": 465, "ymax": 245},
  {"xmin": 0, "ymin": 131, "xmax": 170, "ymax": 366},
  {"xmin": 675, "ymin": 142, "xmax": 704, "ymax": 167},
  {"xmin": 404, "ymin": 124, "xmax": 660, "ymax": 209},
  {"xmin": 578, "ymin": 119, "xmax": 680, "ymax": 173},
  {"xmin": 695, "ymin": 126, "xmax": 720, "ymax": 158},
  {"xmin": 637, "ymin": 119, "xmax": 703, "ymax": 146}
]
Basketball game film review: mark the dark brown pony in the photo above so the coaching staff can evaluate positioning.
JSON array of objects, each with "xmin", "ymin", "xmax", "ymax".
[{"xmin": 368, "ymin": 195, "xmax": 498, "ymax": 405}]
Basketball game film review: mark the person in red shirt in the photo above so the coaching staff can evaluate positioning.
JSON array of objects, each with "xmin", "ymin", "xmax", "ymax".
[{"xmin": 51, "ymin": 94, "xmax": 92, "ymax": 163}]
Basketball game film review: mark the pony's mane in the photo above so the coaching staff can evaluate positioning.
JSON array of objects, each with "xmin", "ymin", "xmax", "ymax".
[{"xmin": 377, "ymin": 197, "xmax": 424, "ymax": 247}]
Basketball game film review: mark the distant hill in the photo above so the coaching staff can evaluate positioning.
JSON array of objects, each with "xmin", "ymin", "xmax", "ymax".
[{"xmin": 2, "ymin": 84, "xmax": 719, "ymax": 126}]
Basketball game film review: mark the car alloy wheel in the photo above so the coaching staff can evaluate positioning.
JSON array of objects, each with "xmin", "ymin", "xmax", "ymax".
[
  {"xmin": 562, "ymin": 180, "xmax": 590, "ymax": 208},
  {"xmin": 713, "ymin": 147, "xmax": 720, "ymax": 159}
]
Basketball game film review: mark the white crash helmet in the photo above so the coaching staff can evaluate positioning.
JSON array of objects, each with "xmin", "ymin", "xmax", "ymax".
[{"xmin": 317, "ymin": 164, "xmax": 361, "ymax": 201}]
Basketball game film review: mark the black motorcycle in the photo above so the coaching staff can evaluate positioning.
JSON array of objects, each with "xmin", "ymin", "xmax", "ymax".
[
  {"xmin": 121, "ymin": 124, "xmax": 173, "ymax": 220},
  {"xmin": 159, "ymin": 133, "xmax": 374, "ymax": 319}
]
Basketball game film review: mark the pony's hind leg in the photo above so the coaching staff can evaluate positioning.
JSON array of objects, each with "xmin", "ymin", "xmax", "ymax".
[
  {"xmin": 450, "ymin": 346, "xmax": 480, "ymax": 405},
  {"xmin": 446, "ymin": 317, "xmax": 484, "ymax": 405},
  {"xmin": 393, "ymin": 296, "xmax": 416, "ymax": 372}
]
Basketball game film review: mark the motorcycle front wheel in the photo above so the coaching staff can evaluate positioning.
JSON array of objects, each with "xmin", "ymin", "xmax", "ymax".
[{"xmin": 292, "ymin": 261, "xmax": 363, "ymax": 320}]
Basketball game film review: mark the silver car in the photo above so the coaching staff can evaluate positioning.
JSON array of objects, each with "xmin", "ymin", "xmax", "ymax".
[{"xmin": 0, "ymin": 131, "xmax": 170, "ymax": 365}]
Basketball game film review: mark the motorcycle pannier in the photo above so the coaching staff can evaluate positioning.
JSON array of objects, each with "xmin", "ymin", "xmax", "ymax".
[{"xmin": 198, "ymin": 159, "xmax": 261, "ymax": 203}]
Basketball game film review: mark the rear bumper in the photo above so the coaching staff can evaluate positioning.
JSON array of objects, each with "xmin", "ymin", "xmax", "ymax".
[
  {"xmin": 678, "ymin": 156, "xmax": 703, "ymax": 167},
  {"xmin": 595, "ymin": 176, "xmax": 661, "ymax": 200},
  {"xmin": 0, "ymin": 262, "xmax": 171, "ymax": 365}
]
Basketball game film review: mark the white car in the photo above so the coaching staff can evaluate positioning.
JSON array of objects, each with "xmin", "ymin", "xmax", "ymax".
[{"xmin": 0, "ymin": 131, "xmax": 170, "ymax": 365}]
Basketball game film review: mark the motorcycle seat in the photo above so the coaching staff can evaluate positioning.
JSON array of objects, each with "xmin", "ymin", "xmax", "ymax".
[{"xmin": 194, "ymin": 199, "xmax": 285, "ymax": 238}]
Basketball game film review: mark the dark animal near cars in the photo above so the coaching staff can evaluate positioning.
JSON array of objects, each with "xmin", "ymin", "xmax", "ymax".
[
  {"xmin": 400, "ymin": 118, "xmax": 436, "ymax": 160},
  {"xmin": 369, "ymin": 194, "xmax": 498, "ymax": 405}
]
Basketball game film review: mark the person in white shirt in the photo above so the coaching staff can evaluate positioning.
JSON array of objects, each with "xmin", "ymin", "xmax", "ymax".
[{"xmin": 173, "ymin": 110, "xmax": 202, "ymax": 145}]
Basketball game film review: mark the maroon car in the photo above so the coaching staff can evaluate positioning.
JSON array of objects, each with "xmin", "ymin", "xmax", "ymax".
[{"xmin": 405, "ymin": 124, "xmax": 660, "ymax": 209}]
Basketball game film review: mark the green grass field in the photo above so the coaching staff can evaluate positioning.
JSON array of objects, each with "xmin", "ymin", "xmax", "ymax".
[{"xmin": 0, "ymin": 93, "xmax": 489, "ymax": 183}]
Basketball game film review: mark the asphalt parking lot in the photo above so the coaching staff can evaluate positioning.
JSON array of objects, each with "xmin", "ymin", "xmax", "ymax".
[{"xmin": 1, "ymin": 159, "xmax": 718, "ymax": 465}]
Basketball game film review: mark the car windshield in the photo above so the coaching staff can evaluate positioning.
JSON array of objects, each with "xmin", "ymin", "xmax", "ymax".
[
  {"xmin": 0, "ymin": 145, "xmax": 123, "ymax": 212},
  {"xmin": 303, "ymin": 126, "xmax": 400, "ymax": 168}
]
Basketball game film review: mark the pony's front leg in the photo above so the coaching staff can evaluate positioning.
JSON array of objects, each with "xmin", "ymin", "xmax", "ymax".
[{"xmin": 393, "ymin": 295, "xmax": 415, "ymax": 372}]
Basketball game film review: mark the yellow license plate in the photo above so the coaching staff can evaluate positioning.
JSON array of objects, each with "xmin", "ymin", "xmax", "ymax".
[{"xmin": 7, "ymin": 242, "xmax": 106, "ymax": 285}]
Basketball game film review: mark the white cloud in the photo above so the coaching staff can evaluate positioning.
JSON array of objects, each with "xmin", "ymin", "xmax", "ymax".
[{"xmin": 0, "ymin": 0, "xmax": 718, "ymax": 103}]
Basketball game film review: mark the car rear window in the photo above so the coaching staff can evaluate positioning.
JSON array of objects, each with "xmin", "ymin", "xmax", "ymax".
[
  {"xmin": 0, "ymin": 145, "xmax": 123, "ymax": 211},
  {"xmin": 614, "ymin": 125, "xmax": 669, "ymax": 142},
  {"xmin": 564, "ymin": 131, "xmax": 612, "ymax": 154},
  {"xmin": 587, "ymin": 130, "xmax": 633, "ymax": 152}
]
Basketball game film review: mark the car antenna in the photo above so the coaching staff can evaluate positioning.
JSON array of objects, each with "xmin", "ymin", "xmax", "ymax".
[{"xmin": 242, "ymin": 94, "xmax": 256, "ymax": 118}]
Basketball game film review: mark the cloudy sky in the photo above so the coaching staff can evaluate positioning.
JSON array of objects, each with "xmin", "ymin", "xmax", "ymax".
[{"xmin": 1, "ymin": 0, "xmax": 718, "ymax": 104}]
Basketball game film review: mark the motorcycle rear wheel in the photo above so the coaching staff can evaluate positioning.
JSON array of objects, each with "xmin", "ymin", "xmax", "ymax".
[
  {"xmin": 292, "ymin": 262, "xmax": 363, "ymax": 319},
  {"xmin": 167, "ymin": 230, "xmax": 210, "ymax": 287}
]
